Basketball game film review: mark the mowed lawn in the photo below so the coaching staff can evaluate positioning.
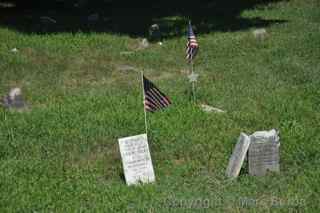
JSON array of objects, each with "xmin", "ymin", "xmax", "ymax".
[{"xmin": 0, "ymin": 0, "xmax": 319, "ymax": 212}]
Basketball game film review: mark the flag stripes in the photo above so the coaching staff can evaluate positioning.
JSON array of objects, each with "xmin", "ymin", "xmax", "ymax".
[
  {"xmin": 143, "ymin": 76, "xmax": 171, "ymax": 112},
  {"xmin": 186, "ymin": 22, "xmax": 199, "ymax": 62}
]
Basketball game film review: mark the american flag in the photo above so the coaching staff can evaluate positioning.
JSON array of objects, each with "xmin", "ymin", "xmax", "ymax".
[
  {"xmin": 143, "ymin": 75, "xmax": 171, "ymax": 112},
  {"xmin": 186, "ymin": 21, "xmax": 199, "ymax": 62}
]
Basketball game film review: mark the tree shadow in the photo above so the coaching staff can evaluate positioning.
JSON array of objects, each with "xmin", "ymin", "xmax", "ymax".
[{"xmin": 0, "ymin": 0, "xmax": 288, "ymax": 38}]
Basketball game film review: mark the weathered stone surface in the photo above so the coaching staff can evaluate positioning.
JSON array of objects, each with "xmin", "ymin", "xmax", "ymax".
[
  {"xmin": 118, "ymin": 134, "xmax": 155, "ymax": 185},
  {"xmin": 226, "ymin": 133, "xmax": 251, "ymax": 178},
  {"xmin": 248, "ymin": 129, "xmax": 280, "ymax": 176}
]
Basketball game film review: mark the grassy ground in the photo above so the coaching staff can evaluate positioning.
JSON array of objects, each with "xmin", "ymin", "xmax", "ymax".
[{"xmin": 0, "ymin": 0, "xmax": 319, "ymax": 212}]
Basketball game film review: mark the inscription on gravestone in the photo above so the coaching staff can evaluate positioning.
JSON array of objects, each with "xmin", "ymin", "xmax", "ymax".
[
  {"xmin": 118, "ymin": 134, "xmax": 155, "ymax": 185},
  {"xmin": 249, "ymin": 129, "xmax": 280, "ymax": 176}
]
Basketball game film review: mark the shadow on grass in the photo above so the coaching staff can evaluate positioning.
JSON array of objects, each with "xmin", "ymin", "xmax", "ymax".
[{"xmin": 0, "ymin": 0, "xmax": 288, "ymax": 37}]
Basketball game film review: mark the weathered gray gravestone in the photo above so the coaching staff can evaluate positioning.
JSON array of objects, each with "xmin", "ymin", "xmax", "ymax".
[
  {"xmin": 248, "ymin": 129, "xmax": 280, "ymax": 176},
  {"xmin": 118, "ymin": 134, "xmax": 155, "ymax": 185},
  {"xmin": 226, "ymin": 133, "xmax": 251, "ymax": 178}
]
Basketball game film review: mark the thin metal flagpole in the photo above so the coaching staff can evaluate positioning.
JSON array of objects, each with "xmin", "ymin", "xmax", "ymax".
[
  {"xmin": 141, "ymin": 71, "xmax": 148, "ymax": 135},
  {"xmin": 190, "ymin": 60, "xmax": 196, "ymax": 103}
]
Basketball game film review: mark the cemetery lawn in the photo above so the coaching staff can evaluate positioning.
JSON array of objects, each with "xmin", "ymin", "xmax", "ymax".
[{"xmin": 0, "ymin": 0, "xmax": 319, "ymax": 212}]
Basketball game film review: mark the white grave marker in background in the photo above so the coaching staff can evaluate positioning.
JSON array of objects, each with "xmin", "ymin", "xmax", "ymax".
[{"xmin": 118, "ymin": 134, "xmax": 155, "ymax": 185}]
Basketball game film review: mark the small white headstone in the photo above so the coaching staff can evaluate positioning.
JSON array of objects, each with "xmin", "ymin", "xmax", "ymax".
[
  {"xmin": 253, "ymin": 28, "xmax": 267, "ymax": 40},
  {"xmin": 118, "ymin": 134, "xmax": 155, "ymax": 185}
]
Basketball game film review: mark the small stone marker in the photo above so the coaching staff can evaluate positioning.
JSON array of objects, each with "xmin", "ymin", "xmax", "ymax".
[
  {"xmin": 2, "ymin": 88, "xmax": 28, "ymax": 111},
  {"xmin": 253, "ymin": 28, "xmax": 267, "ymax": 40},
  {"xmin": 118, "ymin": 134, "xmax": 155, "ymax": 185},
  {"xmin": 200, "ymin": 104, "xmax": 226, "ymax": 113},
  {"xmin": 226, "ymin": 133, "xmax": 251, "ymax": 178},
  {"xmin": 138, "ymin": 38, "xmax": 149, "ymax": 50},
  {"xmin": 10, "ymin": 48, "xmax": 18, "ymax": 53},
  {"xmin": 249, "ymin": 129, "xmax": 280, "ymax": 176}
]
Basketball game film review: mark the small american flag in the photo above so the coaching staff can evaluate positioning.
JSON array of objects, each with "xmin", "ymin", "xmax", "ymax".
[
  {"xmin": 143, "ymin": 75, "xmax": 171, "ymax": 112},
  {"xmin": 186, "ymin": 21, "xmax": 199, "ymax": 62}
]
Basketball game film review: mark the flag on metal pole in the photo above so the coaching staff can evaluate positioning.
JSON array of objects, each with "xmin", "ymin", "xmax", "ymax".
[
  {"xmin": 186, "ymin": 21, "xmax": 199, "ymax": 62},
  {"xmin": 186, "ymin": 21, "xmax": 199, "ymax": 102}
]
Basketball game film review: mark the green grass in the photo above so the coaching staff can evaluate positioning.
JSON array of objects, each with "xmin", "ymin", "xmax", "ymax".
[{"xmin": 1, "ymin": 0, "xmax": 320, "ymax": 212}]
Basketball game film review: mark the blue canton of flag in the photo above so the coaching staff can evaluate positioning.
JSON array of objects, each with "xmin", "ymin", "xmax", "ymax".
[{"xmin": 186, "ymin": 21, "xmax": 199, "ymax": 62}]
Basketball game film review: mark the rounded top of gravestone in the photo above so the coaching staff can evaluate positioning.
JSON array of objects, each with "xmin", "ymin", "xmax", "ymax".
[
  {"xmin": 150, "ymin": 24, "xmax": 160, "ymax": 30},
  {"xmin": 149, "ymin": 24, "xmax": 161, "ymax": 42},
  {"xmin": 250, "ymin": 129, "xmax": 280, "ymax": 144}
]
